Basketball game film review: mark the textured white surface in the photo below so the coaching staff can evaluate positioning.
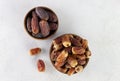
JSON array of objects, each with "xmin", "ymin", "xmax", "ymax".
[{"xmin": 0, "ymin": 0, "xmax": 120, "ymax": 81}]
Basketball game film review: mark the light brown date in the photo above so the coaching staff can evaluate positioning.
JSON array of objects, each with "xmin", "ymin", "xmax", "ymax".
[
  {"xmin": 30, "ymin": 47, "xmax": 41, "ymax": 55},
  {"xmin": 55, "ymin": 50, "xmax": 68, "ymax": 67},
  {"xmin": 49, "ymin": 23, "xmax": 58, "ymax": 31},
  {"xmin": 72, "ymin": 47, "xmax": 85, "ymax": 54}
]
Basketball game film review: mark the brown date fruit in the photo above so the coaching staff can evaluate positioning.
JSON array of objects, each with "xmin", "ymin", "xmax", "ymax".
[
  {"xmin": 31, "ymin": 11, "xmax": 39, "ymax": 34},
  {"xmin": 35, "ymin": 7, "xmax": 49, "ymax": 20},
  {"xmin": 47, "ymin": 11, "xmax": 58, "ymax": 22},
  {"xmin": 30, "ymin": 47, "xmax": 41, "ymax": 55},
  {"xmin": 62, "ymin": 35, "xmax": 71, "ymax": 47},
  {"xmin": 64, "ymin": 47, "xmax": 72, "ymax": 54},
  {"xmin": 67, "ymin": 68, "xmax": 75, "ymax": 76},
  {"xmin": 53, "ymin": 36, "xmax": 62, "ymax": 44},
  {"xmin": 37, "ymin": 59, "xmax": 45, "ymax": 72},
  {"xmin": 55, "ymin": 50, "xmax": 68, "ymax": 67},
  {"xmin": 67, "ymin": 56, "xmax": 78, "ymax": 68},
  {"xmin": 71, "ymin": 38, "xmax": 82, "ymax": 46},
  {"xmin": 75, "ymin": 65, "xmax": 83, "ymax": 73},
  {"xmin": 39, "ymin": 20, "xmax": 50, "ymax": 37},
  {"xmin": 72, "ymin": 47, "xmax": 85, "ymax": 55},
  {"xmin": 49, "ymin": 23, "xmax": 58, "ymax": 31},
  {"xmin": 78, "ymin": 59, "xmax": 86, "ymax": 65},
  {"xmin": 74, "ymin": 35, "xmax": 82, "ymax": 42},
  {"xmin": 82, "ymin": 39, "xmax": 88, "ymax": 49},
  {"xmin": 50, "ymin": 51, "xmax": 60, "ymax": 61}
]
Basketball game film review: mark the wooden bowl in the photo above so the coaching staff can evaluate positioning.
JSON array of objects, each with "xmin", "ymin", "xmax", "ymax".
[
  {"xmin": 49, "ymin": 34, "xmax": 91, "ymax": 75},
  {"xmin": 24, "ymin": 6, "xmax": 59, "ymax": 40}
]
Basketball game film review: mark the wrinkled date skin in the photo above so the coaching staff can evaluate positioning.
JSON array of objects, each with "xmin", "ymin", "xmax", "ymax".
[
  {"xmin": 31, "ymin": 11, "xmax": 39, "ymax": 34},
  {"xmin": 39, "ymin": 20, "xmax": 50, "ymax": 37},
  {"xmin": 50, "ymin": 34, "xmax": 91, "ymax": 75}
]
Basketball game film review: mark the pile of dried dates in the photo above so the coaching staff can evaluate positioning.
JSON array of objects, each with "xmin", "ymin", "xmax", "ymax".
[
  {"xmin": 50, "ymin": 34, "xmax": 91, "ymax": 75},
  {"xmin": 24, "ymin": 7, "xmax": 58, "ymax": 39}
]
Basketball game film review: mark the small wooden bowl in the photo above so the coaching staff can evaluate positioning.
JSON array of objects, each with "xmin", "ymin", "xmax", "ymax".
[
  {"xmin": 24, "ymin": 6, "xmax": 59, "ymax": 40},
  {"xmin": 50, "ymin": 34, "xmax": 91, "ymax": 75}
]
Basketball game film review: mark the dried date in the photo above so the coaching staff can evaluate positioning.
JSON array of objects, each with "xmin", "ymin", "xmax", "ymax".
[
  {"xmin": 55, "ymin": 50, "xmax": 68, "ymax": 67},
  {"xmin": 37, "ymin": 59, "xmax": 45, "ymax": 72},
  {"xmin": 67, "ymin": 68, "xmax": 75, "ymax": 76},
  {"xmin": 78, "ymin": 59, "xmax": 86, "ymax": 65},
  {"xmin": 31, "ymin": 11, "xmax": 39, "ymax": 34},
  {"xmin": 71, "ymin": 37, "xmax": 82, "ymax": 46},
  {"xmin": 49, "ymin": 23, "xmax": 58, "ymax": 31},
  {"xmin": 39, "ymin": 20, "xmax": 50, "ymax": 37},
  {"xmin": 64, "ymin": 47, "xmax": 72, "ymax": 54},
  {"xmin": 72, "ymin": 47, "xmax": 85, "ymax": 54},
  {"xmin": 67, "ymin": 56, "xmax": 78, "ymax": 68},
  {"xmin": 30, "ymin": 47, "xmax": 41, "ymax": 55},
  {"xmin": 35, "ymin": 7, "xmax": 49, "ymax": 20},
  {"xmin": 50, "ymin": 51, "xmax": 60, "ymax": 61},
  {"xmin": 47, "ymin": 11, "xmax": 58, "ymax": 22},
  {"xmin": 82, "ymin": 39, "xmax": 88, "ymax": 49},
  {"xmin": 75, "ymin": 65, "xmax": 83, "ymax": 73},
  {"xmin": 62, "ymin": 35, "xmax": 71, "ymax": 47}
]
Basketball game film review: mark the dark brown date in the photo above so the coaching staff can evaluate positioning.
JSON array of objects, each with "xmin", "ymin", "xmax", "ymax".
[
  {"xmin": 35, "ymin": 7, "xmax": 49, "ymax": 20},
  {"xmin": 49, "ymin": 23, "xmax": 58, "ymax": 31},
  {"xmin": 26, "ymin": 17, "xmax": 32, "ymax": 32},
  {"xmin": 31, "ymin": 11, "xmax": 39, "ymax": 34},
  {"xmin": 78, "ymin": 59, "xmax": 86, "ymax": 65},
  {"xmin": 71, "ymin": 38, "xmax": 82, "ymax": 46},
  {"xmin": 64, "ymin": 47, "xmax": 72, "ymax": 54},
  {"xmin": 74, "ymin": 35, "xmax": 82, "ymax": 42},
  {"xmin": 39, "ymin": 20, "xmax": 50, "ymax": 37},
  {"xmin": 50, "ymin": 51, "xmax": 60, "ymax": 61},
  {"xmin": 47, "ymin": 11, "xmax": 58, "ymax": 22}
]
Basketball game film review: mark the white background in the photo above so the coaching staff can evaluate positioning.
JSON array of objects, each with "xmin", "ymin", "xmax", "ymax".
[{"xmin": 0, "ymin": 0, "xmax": 120, "ymax": 81}]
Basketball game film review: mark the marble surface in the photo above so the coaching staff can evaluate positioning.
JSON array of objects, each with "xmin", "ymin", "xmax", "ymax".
[{"xmin": 0, "ymin": 0, "xmax": 120, "ymax": 81}]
